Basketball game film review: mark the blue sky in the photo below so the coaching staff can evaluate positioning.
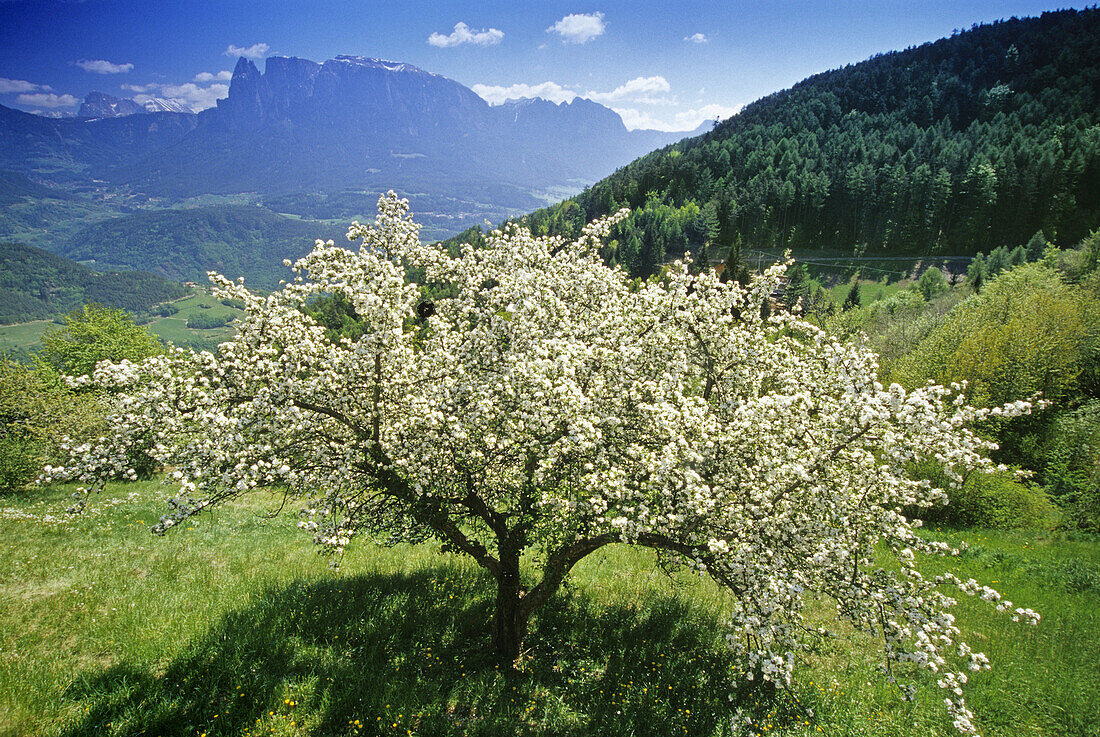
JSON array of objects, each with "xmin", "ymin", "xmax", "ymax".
[{"xmin": 0, "ymin": 0, "xmax": 1084, "ymax": 130}]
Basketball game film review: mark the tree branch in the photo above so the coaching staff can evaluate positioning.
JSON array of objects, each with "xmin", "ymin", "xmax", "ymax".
[{"xmin": 520, "ymin": 530, "xmax": 745, "ymax": 617}]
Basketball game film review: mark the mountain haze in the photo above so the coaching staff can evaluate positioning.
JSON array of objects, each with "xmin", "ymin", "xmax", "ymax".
[
  {"xmin": 0, "ymin": 53, "xmax": 705, "ymax": 287},
  {"xmin": 1, "ymin": 54, "xmax": 698, "ymax": 219}
]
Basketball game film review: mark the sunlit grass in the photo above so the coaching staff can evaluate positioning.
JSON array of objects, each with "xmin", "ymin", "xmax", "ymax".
[{"xmin": 0, "ymin": 483, "xmax": 1096, "ymax": 736}]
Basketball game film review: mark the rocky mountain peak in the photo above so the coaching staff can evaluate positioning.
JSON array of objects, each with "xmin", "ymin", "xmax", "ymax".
[{"xmin": 78, "ymin": 91, "xmax": 143, "ymax": 119}]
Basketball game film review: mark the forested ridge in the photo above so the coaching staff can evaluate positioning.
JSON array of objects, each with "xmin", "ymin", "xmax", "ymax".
[
  {"xmin": 479, "ymin": 9, "xmax": 1100, "ymax": 277},
  {"xmin": 0, "ymin": 242, "xmax": 187, "ymax": 324},
  {"xmin": 62, "ymin": 205, "xmax": 340, "ymax": 290}
]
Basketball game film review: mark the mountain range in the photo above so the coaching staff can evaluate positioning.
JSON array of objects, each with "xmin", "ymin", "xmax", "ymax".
[
  {"xmin": 0, "ymin": 54, "xmax": 702, "ymax": 262},
  {"xmin": 78, "ymin": 91, "xmax": 191, "ymax": 117}
]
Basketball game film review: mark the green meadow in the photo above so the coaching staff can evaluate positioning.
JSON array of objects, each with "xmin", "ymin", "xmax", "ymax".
[
  {"xmin": 1, "ymin": 482, "xmax": 1096, "ymax": 737},
  {"xmin": 0, "ymin": 292, "xmax": 243, "ymax": 361}
]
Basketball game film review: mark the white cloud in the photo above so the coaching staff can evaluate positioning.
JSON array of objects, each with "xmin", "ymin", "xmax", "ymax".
[
  {"xmin": 224, "ymin": 43, "xmax": 269, "ymax": 59},
  {"xmin": 131, "ymin": 82, "xmax": 229, "ymax": 112},
  {"xmin": 613, "ymin": 103, "xmax": 741, "ymax": 132},
  {"xmin": 121, "ymin": 83, "xmax": 158, "ymax": 93},
  {"xmin": 472, "ymin": 81, "xmax": 578, "ymax": 105},
  {"xmin": 547, "ymin": 12, "xmax": 605, "ymax": 44},
  {"xmin": 193, "ymin": 70, "xmax": 233, "ymax": 83},
  {"xmin": 685, "ymin": 33, "xmax": 708, "ymax": 44},
  {"xmin": 120, "ymin": 75, "xmax": 229, "ymax": 112},
  {"xmin": 76, "ymin": 59, "xmax": 134, "ymax": 74},
  {"xmin": 471, "ymin": 74, "xmax": 738, "ymax": 132},
  {"xmin": 0, "ymin": 77, "xmax": 45, "ymax": 94},
  {"xmin": 428, "ymin": 22, "xmax": 504, "ymax": 48},
  {"xmin": 585, "ymin": 75, "xmax": 672, "ymax": 105},
  {"xmin": 16, "ymin": 92, "xmax": 79, "ymax": 108}
]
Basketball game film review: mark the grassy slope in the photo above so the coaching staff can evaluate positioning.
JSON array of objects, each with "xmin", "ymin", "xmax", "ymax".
[
  {"xmin": 0, "ymin": 292, "xmax": 244, "ymax": 360},
  {"xmin": 0, "ymin": 321, "xmax": 51, "ymax": 358},
  {"xmin": 146, "ymin": 292, "xmax": 242, "ymax": 351},
  {"xmin": 0, "ymin": 483, "xmax": 1096, "ymax": 737}
]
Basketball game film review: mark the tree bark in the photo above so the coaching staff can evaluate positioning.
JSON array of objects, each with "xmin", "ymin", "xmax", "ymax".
[
  {"xmin": 491, "ymin": 542, "xmax": 528, "ymax": 668},
  {"xmin": 491, "ymin": 563, "xmax": 528, "ymax": 668}
]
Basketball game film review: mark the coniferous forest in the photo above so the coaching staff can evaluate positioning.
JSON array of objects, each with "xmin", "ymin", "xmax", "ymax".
[{"xmin": 478, "ymin": 9, "xmax": 1100, "ymax": 277}]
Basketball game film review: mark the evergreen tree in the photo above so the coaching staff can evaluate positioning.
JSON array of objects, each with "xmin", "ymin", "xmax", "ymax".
[
  {"xmin": 784, "ymin": 262, "xmax": 808, "ymax": 312},
  {"xmin": 1026, "ymin": 230, "xmax": 1048, "ymax": 260},
  {"xmin": 843, "ymin": 278, "xmax": 862, "ymax": 310},
  {"xmin": 971, "ymin": 268, "xmax": 984, "ymax": 293},
  {"xmin": 720, "ymin": 234, "xmax": 750, "ymax": 286}
]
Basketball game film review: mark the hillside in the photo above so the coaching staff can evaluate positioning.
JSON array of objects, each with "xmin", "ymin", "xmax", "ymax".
[
  {"xmin": 61, "ymin": 206, "xmax": 342, "ymax": 290},
  {"xmin": 0, "ymin": 242, "xmax": 188, "ymax": 324},
  {"xmin": 505, "ymin": 9, "xmax": 1100, "ymax": 276}
]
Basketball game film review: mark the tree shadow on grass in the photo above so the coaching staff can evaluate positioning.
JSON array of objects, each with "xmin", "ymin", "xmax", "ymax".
[{"xmin": 61, "ymin": 565, "xmax": 799, "ymax": 737}]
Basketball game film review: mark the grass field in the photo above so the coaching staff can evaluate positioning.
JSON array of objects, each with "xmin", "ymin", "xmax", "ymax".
[
  {"xmin": 0, "ymin": 482, "xmax": 1096, "ymax": 737},
  {"xmin": 0, "ymin": 321, "xmax": 51, "ymax": 358},
  {"xmin": 0, "ymin": 292, "xmax": 244, "ymax": 361},
  {"xmin": 145, "ymin": 292, "xmax": 242, "ymax": 351}
]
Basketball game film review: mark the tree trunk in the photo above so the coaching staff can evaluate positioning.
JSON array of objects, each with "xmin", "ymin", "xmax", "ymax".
[{"xmin": 491, "ymin": 561, "xmax": 528, "ymax": 668}]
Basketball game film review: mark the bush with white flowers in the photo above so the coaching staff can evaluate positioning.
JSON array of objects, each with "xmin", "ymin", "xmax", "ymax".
[{"xmin": 48, "ymin": 193, "xmax": 1037, "ymax": 733}]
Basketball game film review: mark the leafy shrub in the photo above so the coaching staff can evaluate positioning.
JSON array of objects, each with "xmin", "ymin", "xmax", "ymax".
[
  {"xmin": 914, "ymin": 464, "xmax": 1060, "ymax": 530},
  {"xmin": 39, "ymin": 304, "xmax": 163, "ymax": 377},
  {"xmin": 0, "ymin": 359, "xmax": 104, "ymax": 493},
  {"xmin": 917, "ymin": 266, "xmax": 949, "ymax": 300},
  {"xmin": 155, "ymin": 302, "xmax": 179, "ymax": 317},
  {"xmin": 893, "ymin": 263, "xmax": 1100, "ymax": 469},
  {"xmin": 1042, "ymin": 400, "xmax": 1100, "ymax": 530},
  {"xmin": 950, "ymin": 472, "xmax": 1061, "ymax": 530},
  {"xmin": 185, "ymin": 312, "xmax": 231, "ymax": 329}
]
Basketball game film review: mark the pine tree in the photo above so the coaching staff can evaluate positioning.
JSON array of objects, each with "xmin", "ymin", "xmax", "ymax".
[
  {"xmin": 971, "ymin": 267, "xmax": 984, "ymax": 293},
  {"xmin": 720, "ymin": 233, "xmax": 750, "ymax": 286},
  {"xmin": 843, "ymin": 277, "xmax": 862, "ymax": 310},
  {"xmin": 784, "ymin": 262, "xmax": 808, "ymax": 312}
]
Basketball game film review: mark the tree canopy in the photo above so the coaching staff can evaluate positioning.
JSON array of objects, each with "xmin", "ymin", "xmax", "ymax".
[
  {"xmin": 50, "ymin": 194, "xmax": 1038, "ymax": 733},
  {"xmin": 38, "ymin": 303, "xmax": 163, "ymax": 378}
]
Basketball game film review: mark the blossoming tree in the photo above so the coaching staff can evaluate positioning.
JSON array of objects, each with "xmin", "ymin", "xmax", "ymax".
[{"xmin": 50, "ymin": 193, "xmax": 1037, "ymax": 733}]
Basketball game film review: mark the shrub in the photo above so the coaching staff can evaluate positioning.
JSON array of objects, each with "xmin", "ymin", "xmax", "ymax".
[
  {"xmin": 892, "ymin": 263, "xmax": 1100, "ymax": 467},
  {"xmin": 915, "ymin": 464, "xmax": 1060, "ymax": 530},
  {"xmin": 39, "ymin": 303, "xmax": 163, "ymax": 377},
  {"xmin": 185, "ymin": 312, "xmax": 231, "ymax": 329},
  {"xmin": 917, "ymin": 266, "xmax": 950, "ymax": 300},
  {"xmin": 0, "ymin": 359, "xmax": 104, "ymax": 493},
  {"xmin": 1042, "ymin": 401, "xmax": 1100, "ymax": 530}
]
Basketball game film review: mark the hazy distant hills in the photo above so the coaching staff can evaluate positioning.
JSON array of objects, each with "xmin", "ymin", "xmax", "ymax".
[
  {"xmin": 0, "ymin": 54, "xmax": 699, "ymax": 211},
  {"xmin": 0, "ymin": 53, "xmax": 702, "ymax": 289},
  {"xmin": 99, "ymin": 55, "xmax": 700, "ymax": 199}
]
